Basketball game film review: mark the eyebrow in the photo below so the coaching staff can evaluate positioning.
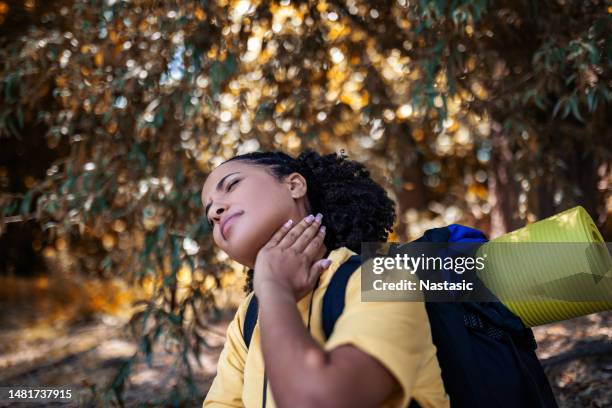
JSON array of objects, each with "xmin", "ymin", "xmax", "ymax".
[{"xmin": 204, "ymin": 172, "xmax": 241, "ymax": 220}]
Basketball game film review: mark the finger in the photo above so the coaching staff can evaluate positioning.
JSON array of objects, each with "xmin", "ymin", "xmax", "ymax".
[
  {"xmin": 292, "ymin": 213, "xmax": 323, "ymax": 252},
  {"xmin": 303, "ymin": 224, "xmax": 326, "ymax": 258},
  {"xmin": 265, "ymin": 218, "xmax": 294, "ymax": 248},
  {"xmin": 308, "ymin": 258, "xmax": 333, "ymax": 282},
  {"xmin": 278, "ymin": 213, "xmax": 316, "ymax": 249}
]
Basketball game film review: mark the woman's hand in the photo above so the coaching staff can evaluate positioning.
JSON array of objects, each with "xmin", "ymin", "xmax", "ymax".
[{"xmin": 253, "ymin": 213, "xmax": 332, "ymax": 301}]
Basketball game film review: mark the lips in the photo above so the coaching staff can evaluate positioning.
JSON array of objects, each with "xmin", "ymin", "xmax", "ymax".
[{"xmin": 221, "ymin": 211, "xmax": 243, "ymax": 240}]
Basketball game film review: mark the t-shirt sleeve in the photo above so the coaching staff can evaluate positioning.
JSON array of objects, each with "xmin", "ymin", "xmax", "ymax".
[
  {"xmin": 203, "ymin": 294, "xmax": 251, "ymax": 407},
  {"xmin": 323, "ymin": 265, "xmax": 440, "ymax": 407}
]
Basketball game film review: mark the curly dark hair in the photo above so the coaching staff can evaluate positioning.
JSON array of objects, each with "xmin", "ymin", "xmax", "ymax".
[{"xmin": 222, "ymin": 149, "xmax": 396, "ymax": 293}]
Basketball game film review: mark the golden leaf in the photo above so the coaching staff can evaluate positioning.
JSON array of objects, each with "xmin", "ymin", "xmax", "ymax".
[
  {"xmin": 94, "ymin": 51, "xmax": 104, "ymax": 67},
  {"xmin": 468, "ymin": 184, "xmax": 488, "ymax": 200},
  {"xmin": 109, "ymin": 30, "xmax": 119, "ymax": 43},
  {"xmin": 102, "ymin": 233, "xmax": 116, "ymax": 251},
  {"xmin": 55, "ymin": 238, "xmax": 67, "ymax": 251},
  {"xmin": 203, "ymin": 275, "xmax": 216, "ymax": 291},
  {"xmin": 195, "ymin": 7, "xmax": 206, "ymax": 21},
  {"xmin": 55, "ymin": 75, "xmax": 67, "ymax": 87},
  {"xmin": 412, "ymin": 128, "xmax": 425, "ymax": 142},
  {"xmin": 402, "ymin": 182, "xmax": 415, "ymax": 191},
  {"xmin": 106, "ymin": 120, "xmax": 118, "ymax": 134}
]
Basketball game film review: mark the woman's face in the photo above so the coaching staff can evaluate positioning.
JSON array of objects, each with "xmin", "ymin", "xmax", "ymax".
[{"xmin": 201, "ymin": 160, "xmax": 309, "ymax": 268}]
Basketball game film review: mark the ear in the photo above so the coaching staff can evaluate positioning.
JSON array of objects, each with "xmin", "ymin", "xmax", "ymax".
[{"xmin": 284, "ymin": 172, "xmax": 308, "ymax": 199}]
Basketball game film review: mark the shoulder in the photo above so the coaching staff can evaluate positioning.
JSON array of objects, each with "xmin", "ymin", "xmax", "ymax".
[
  {"xmin": 329, "ymin": 256, "xmax": 432, "ymax": 352},
  {"xmin": 325, "ymin": 257, "xmax": 443, "ymax": 407}
]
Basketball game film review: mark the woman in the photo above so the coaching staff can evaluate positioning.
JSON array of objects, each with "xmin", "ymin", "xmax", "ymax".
[{"xmin": 201, "ymin": 149, "xmax": 449, "ymax": 408}]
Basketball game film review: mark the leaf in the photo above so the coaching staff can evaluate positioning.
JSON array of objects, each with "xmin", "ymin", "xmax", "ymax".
[
  {"xmin": 163, "ymin": 274, "xmax": 176, "ymax": 286},
  {"xmin": 131, "ymin": 299, "xmax": 150, "ymax": 308},
  {"xmin": 101, "ymin": 255, "xmax": 113, "ymax": 272},
  {"xmin": 552, "ymin": 98, "xmax": 565, "ymax": 118},
  {"xmin": 452, "ymin": 9, "xmax": 466, "ymax": 25},
  {"xmin": 20, "ymin": 191, "xmax": 33, "ymax": 216},
  {"xmin": 171, "ymin": 234, "xmax": 180, "ymax": 274},
  {"xmin": 224, "ymin": 53, "xmax": 237, "ymax": 76},
  {"xmin": 43, "ymin": 221, "xmax": 57, "ymax": 230},
  {"xmin": 433, "ymin": 0, "xmax": 444, "ymax": 18},
  {"xmin": 61, "ymin": 176, "xmax": 75, "ymax": 194},
  {"xmin": 16, "ymin": 107, "xmax": 24, "ymax": 129},
  {"xmin": 168, "ymin": 313, "xmax": 182, "ymax": 325},
  {"xmin": 7, "ymin": 116, "xmax": 19, "ymax": 137},
  {"xmin": 4, "ymin": 73, "xmax": 15, "ymax": 103},
  {"xmin": 153, "ymin": 325, "xmax": 163, "ymax": 341},
  {"xmin": 568, "ymin": 97, "xmax": 584, "ymax": 122},
  {"xmin": 141, "ymin": 336, "xmax": 153, "ymax": 367},
  {"xmin": 522, "ymin": 89, "xmax": 537, "ymax": 105},
  {"xmin": 534, "ymin": 94, "xmax": 546, "ymax": 110},
  {"xmin": 143, "ymin": 232, "xmax": 157, "ymax": 257},
  {"xmin": 586, "ymin": 90, "xmax": 596, "ymax": 112},
  {"xmin": 128, "ymin": 143, "xmax": 147, "ymax": 168},
  {"xmin": 583, "ymin": 42, "xmax": 599, "ymax": 64},
  {"xmin": 156, "ymin": 224, "xmax": 166, "ymax": 242},
  {"xmin": 561, "ymin": 100, "xmax": 571, "ymax": 119},
  {"xmin": 2, "ymin": 201, "xmax": 15, "ymax": 217},
  {"xmin": 209, "ymin": 62, "xmax": 223, "ymax": 96},
  {"xmin": 111, "ymin": 358, "xmax": 134, "ymax": 392},
  {"xmin": 472, "ymin": 0, "xmax": 488, "ymax": 21}
]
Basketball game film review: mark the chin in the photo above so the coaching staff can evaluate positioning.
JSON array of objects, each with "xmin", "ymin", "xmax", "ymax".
[{"xmin": 224, "ymin": 223, "xmax": 274, "ymax": 268}]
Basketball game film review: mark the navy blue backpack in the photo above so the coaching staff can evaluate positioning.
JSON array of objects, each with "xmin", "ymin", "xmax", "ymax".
[{"xmin": 243, "ymin": 225, "xmax": 558, "ymax": 408}]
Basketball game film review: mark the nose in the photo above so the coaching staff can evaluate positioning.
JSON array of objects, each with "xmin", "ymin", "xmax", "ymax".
[{"xmin": 209, "ymin": 202, "xmax": 228, "ymax": 223}]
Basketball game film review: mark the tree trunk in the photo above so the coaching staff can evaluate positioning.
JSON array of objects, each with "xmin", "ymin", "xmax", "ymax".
[
  {"xmin": 488, "ymin": 130, "xmax": 523, "ymax": 238},
  {"xmin": 390, "ymin": 123, "xmax": 427, "ymax": 241}
]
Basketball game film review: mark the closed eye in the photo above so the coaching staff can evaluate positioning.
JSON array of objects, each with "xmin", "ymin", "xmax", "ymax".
[{"xmin": 227, "ymin": 179, "xmax": 240, "ymax": 190}]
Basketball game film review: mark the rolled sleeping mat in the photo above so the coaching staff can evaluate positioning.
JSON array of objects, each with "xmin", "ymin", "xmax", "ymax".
[{"xmin": 475, "ymin": 206, "xmax": 612, "ymax": 327}]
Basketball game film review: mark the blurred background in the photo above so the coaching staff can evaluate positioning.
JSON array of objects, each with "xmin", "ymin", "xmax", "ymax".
[{"xmin": 0, "ymin": 0, "xmax": 610, "ymax": 406}]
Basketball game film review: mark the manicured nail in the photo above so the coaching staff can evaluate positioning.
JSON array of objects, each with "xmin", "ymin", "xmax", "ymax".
[
  {"xmin": 305, "ymin": 214, "xmax": 315, "ymax": 223},
  {"xmin": 315, "ymin": 213, "xmax": 323, "ymax": 223},
  {"xmin": 284, "ymin": 219, "xmax": 293, "ymax": 227},
  {"xmin": 322, "ymin": 259, "xmax": 332, "ymax": 268},
  {"xmin": 319, "ymin": 225, "xmax": 326, "ymax": 234}
]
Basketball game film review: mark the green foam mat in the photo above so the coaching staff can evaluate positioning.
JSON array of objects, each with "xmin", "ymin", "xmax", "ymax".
[{"xmin": 476, "ymin": 206, "xmax": 612, "ymax": 327}]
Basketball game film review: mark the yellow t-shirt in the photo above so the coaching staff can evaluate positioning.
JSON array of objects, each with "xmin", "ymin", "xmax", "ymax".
[{"xmin": 203, "ymin": 246, "xmax": 449, "ymax": 408}]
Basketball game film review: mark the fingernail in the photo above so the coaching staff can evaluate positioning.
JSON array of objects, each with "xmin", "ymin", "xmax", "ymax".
[
  {"xmin": 284, "ymin": 219, "xmax": 293, "ymax": 227},
  {"xmin": 305, "ymin": 214, "xmax": 315, "ymax": 223},
  {"xmin": 322, "ymin": 259, "xmax": 332, "ymax": 268},
  {"xmin": 320, "ymin": 225, "xmax": 326, "ymax": 234},
  {"xmin": 315, "ymin": 213, "xmax": 323, "ymax": 223}
]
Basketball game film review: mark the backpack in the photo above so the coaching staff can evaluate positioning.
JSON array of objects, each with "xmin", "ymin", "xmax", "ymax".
[{"xmin": 243, "ymin": 225, "xmax": 559, "ymax": 408}]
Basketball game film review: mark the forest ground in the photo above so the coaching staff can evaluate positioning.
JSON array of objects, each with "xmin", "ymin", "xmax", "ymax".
[{"xmin": 0, "ymin": 275, "xmax": 610, "ymax": 407}]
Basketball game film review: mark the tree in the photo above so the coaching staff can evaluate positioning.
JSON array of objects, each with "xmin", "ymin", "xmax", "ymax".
[{"xmin": 1, "ymin": 0, "xmax": 610, "ymax": 403}]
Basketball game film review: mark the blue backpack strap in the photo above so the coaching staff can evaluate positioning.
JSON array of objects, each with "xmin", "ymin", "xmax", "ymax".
[
  {"xmin": 321, "ymin": 254, "xmax": 362, "ymax": 340},
  {"xmin": 243, "ymin": 294, "xmax": 259, "ymax": 349}
]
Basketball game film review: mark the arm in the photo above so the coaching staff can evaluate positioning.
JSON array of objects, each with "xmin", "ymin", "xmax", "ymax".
[
  {"xmin": 258, "ymin": 281, "xmax": 398, "ymax": 408},
  {"xmin": 203, "ymin": 296, "xmax": 250, "ymax": 407},
  {"xmin": 253, "ymin": 215, "xmax": 443, "ymax": 407}
]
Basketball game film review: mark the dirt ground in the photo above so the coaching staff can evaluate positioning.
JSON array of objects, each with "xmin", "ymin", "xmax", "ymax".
[
  {"xmin": 533, "ymin": 311, "xmax": 612, "ymax": 408},
  {"xmin": 0, "ymin": 280, "xmax": 610, "ymax": 407}
]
